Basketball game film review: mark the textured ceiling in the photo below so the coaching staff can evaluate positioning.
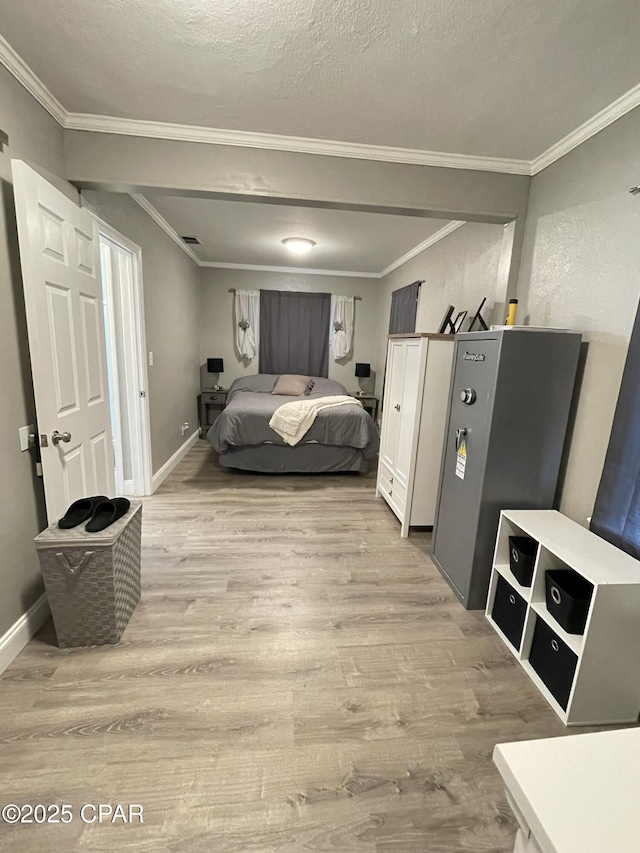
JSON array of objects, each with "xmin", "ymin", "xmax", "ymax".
[
  {"xmin": 1, "ymin": 0, "xmax": 640, "ymax": 160},
  {"xmin": 144, "ymin": 194, "xmax": 451, "ymax": 272}
]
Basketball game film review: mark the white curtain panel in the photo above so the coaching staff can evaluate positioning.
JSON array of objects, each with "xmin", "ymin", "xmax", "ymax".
[
  {"xmin": 330, "ymin": 295, "xmax": 355, "ymax": 361},
  {"xmin": 235, "ymin": 289, "xmax": 260, "ymax": 360}
]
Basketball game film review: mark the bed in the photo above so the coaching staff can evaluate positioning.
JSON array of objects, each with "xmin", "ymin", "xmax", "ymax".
[{"xmin": 207, "ymin": 374, "xmax": 379, "ymax": 473}]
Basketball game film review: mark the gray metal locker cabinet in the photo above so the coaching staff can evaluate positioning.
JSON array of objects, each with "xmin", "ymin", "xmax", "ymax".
[{"xmin": 431, "ymin": 329, "xmax": 582, "ymax": 610}]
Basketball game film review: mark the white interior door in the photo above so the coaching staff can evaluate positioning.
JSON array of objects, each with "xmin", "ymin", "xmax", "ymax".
[{"xmin": 12, "ymin": 160, "xmax": 115, "ymax": 523}]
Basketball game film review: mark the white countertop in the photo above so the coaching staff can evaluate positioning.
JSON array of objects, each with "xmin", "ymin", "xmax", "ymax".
[{"xmin": 494, "ymin": 728, "xmax": 640, "ymax": 853}]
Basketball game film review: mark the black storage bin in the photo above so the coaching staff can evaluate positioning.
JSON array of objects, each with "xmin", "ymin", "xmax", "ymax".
[
  {"xmin": 545, "ymin": 569, "xmax": 593, "ymax": 634},
  {"xmin": 508, "ymin": 536, "xmax": 538, "ymax": 587},
  {"xmin": 491, "ymin": 574, "xmax": 527, "ymax": 651},
  {"xmin": 528, "ymin": 616, "xmax": 578, "ymax": 710}
]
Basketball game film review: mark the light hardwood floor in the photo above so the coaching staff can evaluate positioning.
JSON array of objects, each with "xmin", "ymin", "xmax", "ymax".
[{"xmin": 1, "ymin": 443, "xmax": 576, "ymax": 851}]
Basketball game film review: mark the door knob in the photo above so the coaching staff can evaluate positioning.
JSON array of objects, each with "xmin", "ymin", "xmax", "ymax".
[{"xmin": 51, "ymin": 430, "xmax": 72, "ymax": 445}]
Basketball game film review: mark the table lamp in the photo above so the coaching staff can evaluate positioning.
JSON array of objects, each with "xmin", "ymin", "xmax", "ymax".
[
  {"xmin": 355, "ymin": 362, "xmax": 371, "ymax": 396},
  {"xmin": 207, "ymin": 358, "xmax": 224, "ymax": 390}
]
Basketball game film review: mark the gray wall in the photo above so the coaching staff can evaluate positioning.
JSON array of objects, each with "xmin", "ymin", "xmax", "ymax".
[
  {"xmin": 375, "ymin": 222, "xmax": 506, "ymax": 395},
  {"xmin": 0, "ymin": 65, "xmax": 67, "ymax": 637},
  {"xmin": 83, "ymin": 192, "xmax": 201, "ymax": 474},
  {"xmin": 199, "ymin": 268, "xmax": 381, "ymax": 393},
  {"xmin": 517, "ymin": 106, "xmax": 640, "ymax": 525}
]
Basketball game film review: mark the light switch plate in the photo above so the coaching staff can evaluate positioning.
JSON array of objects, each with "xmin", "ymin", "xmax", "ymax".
[
  {"xmin": 19, "ymin": 424, "xmax": 35, "ymax": 451},
  {"xmin": 148, "ymin": 351, "xmax": 154, "ymax": 366}
]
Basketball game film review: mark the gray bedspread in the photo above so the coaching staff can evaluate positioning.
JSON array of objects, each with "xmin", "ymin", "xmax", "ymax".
[{"xmin": 208, "ymin": 374, "xmax": 379, "ymax": 460}]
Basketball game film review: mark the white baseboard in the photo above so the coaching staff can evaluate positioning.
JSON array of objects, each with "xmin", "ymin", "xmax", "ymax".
[
  {"xmin": 0, "ymin": 593, "xmax": 50, "ymax": 675},
  {"xmin": 151, "ymin": 430, "xmax": 199, "ymax": 493}
]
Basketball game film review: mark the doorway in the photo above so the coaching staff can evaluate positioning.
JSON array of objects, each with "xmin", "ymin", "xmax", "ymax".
[{"xmin": 97, "ymin": 223, "xmax": 152, "ymax": 497}]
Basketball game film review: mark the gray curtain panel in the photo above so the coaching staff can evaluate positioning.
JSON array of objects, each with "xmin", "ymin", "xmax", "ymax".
[
  {"xmin": 590, "ymin": 300, "xmax": 640, "ymax": 558},
  {"xmin": 259, "ymin": 290, "xmax": 331, "ymax": 377},
  {"xmin": 389, "ymin": 281, "xmax": 420, "ymax": 334}
]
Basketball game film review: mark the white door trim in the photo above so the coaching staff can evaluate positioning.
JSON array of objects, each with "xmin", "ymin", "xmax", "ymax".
[
  {"xmin": 99, "ymin": 240, "xmax": 126, "ymax": 495},
  {"xmin": 88, "ymin": 212, "xmax": 153, "ymax": 496}
]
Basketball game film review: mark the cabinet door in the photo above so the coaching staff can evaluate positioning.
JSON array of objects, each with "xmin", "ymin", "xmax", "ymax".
[
  {"xmin": 395, "ymin": 340, "xmax": 422, "ymax": 485},
  {"xmin": 380, "ymin": 341, "xmax": 406, "ymax": 472}
]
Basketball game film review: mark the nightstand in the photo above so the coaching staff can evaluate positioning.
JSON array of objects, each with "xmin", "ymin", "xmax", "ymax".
[
  {"xmin": 350, "ymin": 393, "xmax": 378, "ymax": 421},
  {"xmin": 199, "ymin": 390, "xmax": 228, "ymax": 435}
]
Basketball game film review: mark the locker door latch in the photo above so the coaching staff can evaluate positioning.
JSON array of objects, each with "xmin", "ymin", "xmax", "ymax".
[{"xmin": 455, "ymin": 428, "xmax": 467, "ymax": 451}]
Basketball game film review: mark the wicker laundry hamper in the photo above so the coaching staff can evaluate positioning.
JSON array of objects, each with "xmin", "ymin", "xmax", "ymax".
[{"xmin": 34, "ymin": 500, "xmax": 142, "ymax": 648}]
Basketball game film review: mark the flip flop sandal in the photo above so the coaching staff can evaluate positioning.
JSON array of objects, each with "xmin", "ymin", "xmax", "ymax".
[
  {"xmin": 58, "ymin": 496, "xmax": 109, "ymax": 529},
  {"xmin": 85, "ymin": 498, "xmax": 131, "ymax": 533}
]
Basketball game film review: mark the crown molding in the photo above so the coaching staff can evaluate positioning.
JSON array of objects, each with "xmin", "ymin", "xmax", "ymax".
[
  {"xmin": 64, "ymin": 112, "xmax": 532, "ymax": 175},
  {"xmin": 199, "ymin": 261, "xmax": 379, "ymax": 278},
  {"xmin": 378, "ymin": 221, "xmax": 467, "ymax": 277},
  {"xmin": 129, "ymin": 193, "xmax": 201, "ymax": 265},
  {"xmin": 4, "ymin": 34, "xmax": 640, "ymax": 178},
  {"xmin": 531, "ymin": 82, "xmax": 640, "ymax": 175},
  {"xmin": 0, "ymin": 33, "xmax": 66, "ymax": 125}
]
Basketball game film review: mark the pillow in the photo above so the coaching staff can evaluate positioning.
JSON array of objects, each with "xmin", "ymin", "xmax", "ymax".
[{"xmin": 271, "ymin": 374, "xmax": 312, "ymax": 396}]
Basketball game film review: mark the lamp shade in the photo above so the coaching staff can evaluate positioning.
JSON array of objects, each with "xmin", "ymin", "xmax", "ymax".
[
  {"xmin": 355, "ymin": 363, "xmax": 371, "ymax": 378},
  {"xmin": 207, "ymin": 358, "xmax": 224, "ymax": 373}
]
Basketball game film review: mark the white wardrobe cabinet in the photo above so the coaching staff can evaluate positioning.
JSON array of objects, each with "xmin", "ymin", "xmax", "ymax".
[{"xmin": 377, "ymin": 334, "xmax": 454, "ymax": 537}]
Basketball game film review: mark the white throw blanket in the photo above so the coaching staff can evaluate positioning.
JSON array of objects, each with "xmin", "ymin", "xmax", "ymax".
[{"xmin": 269, "ymin": 395, "xmax": 362, "ymax": 446}]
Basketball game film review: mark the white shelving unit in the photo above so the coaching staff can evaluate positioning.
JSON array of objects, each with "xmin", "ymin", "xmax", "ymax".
[{"xmin": 486, "ymin": 509, "xmax": 640, "ymax": 726}]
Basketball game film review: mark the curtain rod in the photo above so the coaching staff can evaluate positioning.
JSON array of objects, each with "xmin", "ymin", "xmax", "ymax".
[{"xmin": 228, "ymin": 288, "xmax": 361, "ymax": 300}]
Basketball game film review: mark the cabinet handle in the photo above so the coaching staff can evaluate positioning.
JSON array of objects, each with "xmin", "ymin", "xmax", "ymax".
[
  {"xmin": 550, "ymin": 586, "xmax": 562, "ymax": 605},
  {"xmin": 390, "ymin": 476, "xmax": 393, "ymax": 484},
  {"xmin": 394, "ymin": 403, "xmax": 401, "ymax": 411},
  {"xmin": 551, "ymin": 639, "xmax": 559, "ymax": 652},
  {"xmin": 388, "ymin": 490, "xmax": 393, "ymax": 497},
  {"xmin": 509, "ymin": 594, "xmax": 516, "ymax": 605}
]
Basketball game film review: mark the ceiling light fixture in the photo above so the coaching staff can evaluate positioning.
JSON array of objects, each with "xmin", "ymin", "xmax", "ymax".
[{"xmin": 282, "ymin": 237, "xmax": 316, "ymax": 255}]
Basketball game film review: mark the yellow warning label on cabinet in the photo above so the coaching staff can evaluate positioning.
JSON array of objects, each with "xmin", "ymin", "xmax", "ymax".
[{"xmin": 456, "ymin": 440, "xmax": 467, "ymax": 480}]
